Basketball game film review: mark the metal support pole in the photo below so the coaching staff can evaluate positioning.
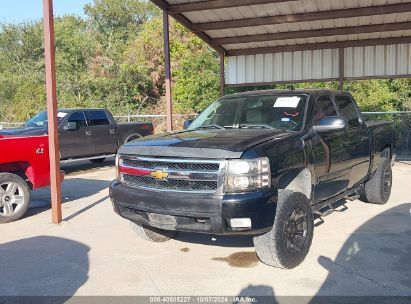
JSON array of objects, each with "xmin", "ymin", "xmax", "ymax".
[
  {"xmin": 43, "ymin": 0, "xmax": 62, "ymax": 224},
  {"xmin": 163, "ymin": 11, "xmax": 173, "ymax": 132},
  {"xmin": 339, "ymin": 48, "xmax": 344, "ymax": 91},
  {"xmin": 220, "ymin": 52, "xmax": 225, "ymax": 96}
]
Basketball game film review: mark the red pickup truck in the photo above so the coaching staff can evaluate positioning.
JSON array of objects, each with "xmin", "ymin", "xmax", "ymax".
[{"xmin": 0, "ymin": 133, "xmax": 60, "ymax": 223}]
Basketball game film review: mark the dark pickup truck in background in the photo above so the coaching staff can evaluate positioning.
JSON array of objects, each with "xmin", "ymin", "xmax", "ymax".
[
  {"xmin": 110, "ymin": 89, "xmax": 394, "ymax": 269},
  {"xmin": 0, "ymin": 109, "xmax": 153, "ymax": 162}
]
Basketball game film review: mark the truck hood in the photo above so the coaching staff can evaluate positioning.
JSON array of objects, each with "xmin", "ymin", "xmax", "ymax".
[
  {"xmin": 0, "ymin": 126, "xmax": 47, "ymax": 137},
  {"xmin": 119, "ymin": 128, "xmax": 292, "ymax": 159}
]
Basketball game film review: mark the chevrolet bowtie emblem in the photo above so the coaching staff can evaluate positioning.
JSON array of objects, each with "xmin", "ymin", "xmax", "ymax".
[{"xmin": 150, "ymin": 170, "xmax": 169, "ymax": 180}]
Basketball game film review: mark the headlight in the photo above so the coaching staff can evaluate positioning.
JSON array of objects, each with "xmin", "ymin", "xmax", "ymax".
[{"xmin": 225, "ymin": 157, "xmax": 271, "ymax": 193}]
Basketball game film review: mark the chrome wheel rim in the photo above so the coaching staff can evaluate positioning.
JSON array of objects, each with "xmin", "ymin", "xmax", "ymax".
[
  {"xmin": 283, "ymin": 208, "xmax": 308, "ymax": 254},
  {"xmin": 0, "ymin": 182, "xmax": 25, "ymax": 217}
]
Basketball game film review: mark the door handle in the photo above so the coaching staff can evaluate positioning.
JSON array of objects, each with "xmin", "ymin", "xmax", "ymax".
[
  {"xmin": 109, "ymin": 129, "xmax": 115, "ymax": 134},
  {"xmin": 85, "ymin": 131, "xmax": 92, "ymax": 136}
]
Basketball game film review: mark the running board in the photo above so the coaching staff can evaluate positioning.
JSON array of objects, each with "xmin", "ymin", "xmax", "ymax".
[
  {"xmin": 345, "ymin": 192, "xmax": 360, "ymax": 201},
  {"xmin": 60, "ymin": 154, "xmax": 116, "ymax": 164},
  {"xmin": 313, "ymin": 186, "xmax": 362, "ymax": 217}
]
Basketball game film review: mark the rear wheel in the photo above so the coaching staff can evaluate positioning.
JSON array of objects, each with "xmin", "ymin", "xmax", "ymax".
[
  {"xmin": 253, "ymin": 191, "xmax": 314, "ymax": 269},
  {"xmin": 90, "ymin": 158, "xmax": 105, "ymax": 164},
  {"xmin": 130, "ymin": 222, "xmax": 176, "ymax": 242},
  {"xmin": 361, "ymin": 159, "xmax": 392, "ymax": 205},
  {"xmin": 0, "ymin": 173, "xmax": 30, "ymax": 223}
]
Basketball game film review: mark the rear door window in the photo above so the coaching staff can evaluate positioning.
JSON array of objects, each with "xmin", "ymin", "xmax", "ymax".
[
  {"xmin": 335, "ymin": 95, "xmax": 361, "ymax": 127},
  {"xmin": 86, "ymin": 110, "xmax": 110, "ymax": 126}
]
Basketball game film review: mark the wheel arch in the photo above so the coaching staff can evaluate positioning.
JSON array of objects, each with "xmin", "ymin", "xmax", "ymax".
[
  {"xmin": 123, "ymin": 133, "xmax": 142, "ymax": 144},
  {"xmin": 276, "ymin": 167, "xmax": 313, "ymax": 200},
  {"xmin": 0, "ymin": 162, "xmax": 32, "ymax": 188}
]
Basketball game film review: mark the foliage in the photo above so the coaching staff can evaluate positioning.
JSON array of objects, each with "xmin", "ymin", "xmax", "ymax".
[{"xmin": 0, "ymin": 0, "xmax": 410, "ymax": 123}]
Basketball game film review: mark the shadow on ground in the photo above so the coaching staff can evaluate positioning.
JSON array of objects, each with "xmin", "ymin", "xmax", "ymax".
[
  {"xmin": 315, "ymin": 202, "xmax": 411, "ymax": 297},
  {"xmin": 61, "ymin": 158, "xmax": 115, "ymax": 176},
  {"xmin": 175, "ymin": 232, "xmax": 254, "ymax": 248},
  {"xmin": 234, "ymin": 203, "xmax": 411, "ymax": 301},
  {"xmin": 26, "ymin": 178, "xmax": 110, "ymax": 219},
  {"xmin": 0, "ymin": 236, "xmax": 89, "ymax": 299}
]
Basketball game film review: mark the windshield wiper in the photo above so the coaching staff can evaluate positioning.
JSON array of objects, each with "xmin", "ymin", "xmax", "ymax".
[
  {"xmin": 197, "ymin": 124, "xmax": 226, "ymax": 130},
  {"xmin": 239, "ymin": 124, "xmax": 274, "ymax": 130}
]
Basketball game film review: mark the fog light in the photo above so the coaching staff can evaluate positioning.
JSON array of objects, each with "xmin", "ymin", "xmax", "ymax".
[{"xmin": 229, "ymin": 218, "xmax": 252, "ymax": 229}]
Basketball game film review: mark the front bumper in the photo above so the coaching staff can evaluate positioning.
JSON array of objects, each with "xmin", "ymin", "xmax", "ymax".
[{"xmin": 110, "ymin": 181, "xmax": 277, "ymax": 235}]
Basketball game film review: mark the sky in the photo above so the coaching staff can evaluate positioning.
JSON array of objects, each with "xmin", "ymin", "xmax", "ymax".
[{"xmin": 0, "ymin": 0, "xmax": 94, "ymax": 24}]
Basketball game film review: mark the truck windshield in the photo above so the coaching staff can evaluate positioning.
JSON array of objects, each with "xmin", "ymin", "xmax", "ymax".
[
  {"xmin": 189, "ymin": 94, "xmax": 307, "ymax": 131},
  {"xmin": 25, "ymin": 111, "xmax": 67, "ymax": 127}
]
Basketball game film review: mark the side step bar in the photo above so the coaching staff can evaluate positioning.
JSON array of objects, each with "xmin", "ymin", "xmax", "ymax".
[
  {"xmin": 313, "ymin": 186, "xmax": 361, "ymax": 217},
  {"xmin": 60, "ymin": 154, "xmax": 116, "ymax": 164}
]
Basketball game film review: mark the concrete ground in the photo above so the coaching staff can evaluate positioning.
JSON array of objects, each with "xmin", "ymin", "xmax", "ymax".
[{"xmin": 1, "ymin": 160, "xmax": 411, "ymax": 299}]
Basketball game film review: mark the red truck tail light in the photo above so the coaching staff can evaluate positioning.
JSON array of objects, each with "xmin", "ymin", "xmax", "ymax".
[{"xmin": 141, "ymin": 124, "xmax": 154, "ymax": 135}]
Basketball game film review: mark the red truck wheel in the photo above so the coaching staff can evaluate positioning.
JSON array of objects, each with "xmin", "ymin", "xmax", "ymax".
[{"xmin": 0, "ymin": 173, "xmax": 30, "ymax": 223}]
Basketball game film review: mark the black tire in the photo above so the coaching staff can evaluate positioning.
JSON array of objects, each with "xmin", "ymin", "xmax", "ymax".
[
  {"xmin": 130, "ymin": 222, "xmax": 176, "ymax": 242},
  {"xmin": 90, "ymin": 158, "xmax": 105, "ymax": 163},
  {"xmin": 0, "ymin": 173, "xmax": 30, "ymax": 223},
  {"xmin": 361, "ymin": 159, "xmax": 392, "ymax": 205},
  {"xmin": 253, "ymin": 190, "xmax": 314, "ymax": 269}
]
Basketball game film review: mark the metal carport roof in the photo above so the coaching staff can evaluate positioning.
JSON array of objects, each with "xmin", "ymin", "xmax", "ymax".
[{"xmin": 150, "ymin": 0, "xmax": 411, "ymax": 86}]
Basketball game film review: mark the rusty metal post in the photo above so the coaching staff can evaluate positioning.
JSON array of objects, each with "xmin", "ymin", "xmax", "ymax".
[
  {"xmin": 43, "ymin": 0, "xmax": 62, "ymax": 224},
  {"xmin": 220, "ymin": 52, "xmax": 225, "ymax": 96},
  {"xmin": 163, "ymin": 11, "xmax": 173, "ymax": 132},
  {"xmin": 339, "ymin": 48, "xmax": 345, "ymax": 91}
]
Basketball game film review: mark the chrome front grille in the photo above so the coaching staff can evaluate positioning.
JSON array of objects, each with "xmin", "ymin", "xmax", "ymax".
[
  {"xmin": 122, "ymin": 158, "xmax": 220, "ymax": 172},
  {"xmin": 119, "ymin": 156, "xmax": 222, "ymax": 193},
  {"xmin": 122, "ymin": 175, "xmax": 218, "ymax": 192}
]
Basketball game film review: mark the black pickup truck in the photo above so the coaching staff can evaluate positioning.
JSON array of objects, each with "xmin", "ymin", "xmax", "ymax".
[
  {"xmin": 110, "ymin": 89, "xmax": 394, "ymax": 269},
  {"xmin": 0, "ymin": 109, "xmax": 153, "ymax": 162}
]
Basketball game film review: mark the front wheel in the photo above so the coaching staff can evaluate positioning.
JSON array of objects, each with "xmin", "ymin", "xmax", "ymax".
[
  {"xmin": 253, "ymin": 191, "xmax": 314, "ymax": 269},
  {"xmin": 130, "ymin": 222, "xmax": 176, "ymax": 242},
  {"xmin": 0, "ymin": 173, "xmax": 30, "ymax": 223}
]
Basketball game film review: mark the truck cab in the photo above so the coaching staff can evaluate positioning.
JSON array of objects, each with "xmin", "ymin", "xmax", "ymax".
[{"xmin": 8, "ymin": 108, "xmax": 153, "ymax": 163}]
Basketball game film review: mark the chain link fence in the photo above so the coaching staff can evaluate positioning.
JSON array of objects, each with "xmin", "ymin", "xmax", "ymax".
[
  {"xmin": 0, "ymin": 122, "xmax": 22, "ymax": 129},
  {"xmin": 114, "ymin": 114, "xmax": 197, "ymax": 133}
]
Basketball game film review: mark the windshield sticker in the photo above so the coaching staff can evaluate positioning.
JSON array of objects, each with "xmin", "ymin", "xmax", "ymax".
[
  {"xmin": 57, "ymin": 112, "xmax": 67, "ymax": 118},
  {"xmin": 274, "ymin": 97, "xmax": 301, "ymax": 108}
]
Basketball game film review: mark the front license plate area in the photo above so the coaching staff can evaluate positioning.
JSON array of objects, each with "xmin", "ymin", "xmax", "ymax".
[{"xmin": 147, "ymin": 213, "xmax": 177, "ymax": 226}]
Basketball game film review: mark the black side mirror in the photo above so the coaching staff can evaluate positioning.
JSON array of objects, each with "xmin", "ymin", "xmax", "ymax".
[
  {"xmin": 183, "ymin": 119, "xmax": 193, "ymax": 129},
  {"xmin": 313, "ymin": 116, "xmax": 347, "ymax": 134},
  {"xmin": 64, "ymin": 121, "xmax": 78, "ymax": 131}
]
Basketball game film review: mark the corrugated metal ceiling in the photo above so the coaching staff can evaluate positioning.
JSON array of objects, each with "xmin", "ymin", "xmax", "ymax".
[
  {"xmin": 152, "ymin": 0, "xmax": 411, "ymax": 83},
  {"xmin": 155, "ymin": 0, "xmax": 411, "ymax": 55},
  {"xmin": 182, "ymin": 0, "xmax": 410, "ymax": 24}
]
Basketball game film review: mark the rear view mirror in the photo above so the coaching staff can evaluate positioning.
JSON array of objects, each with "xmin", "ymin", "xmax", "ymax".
[
  {"xmin": 184, "ymin": 119, "xmax": 193, "ymax": 129},
  {"xmin": 313, "ymin": 116, "xmax": 347, "ymax": 134},
  {"xmin": 64, "ymin": 121, "xmax": 78, "ymax": 131}
]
